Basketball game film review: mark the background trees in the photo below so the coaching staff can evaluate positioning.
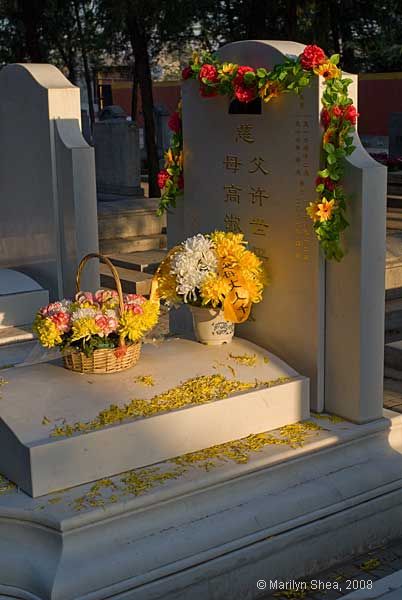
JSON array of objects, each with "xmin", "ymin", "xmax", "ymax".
[{"xmin": 0, "ymin": 0, "xmax": 400, "ymax": 193}]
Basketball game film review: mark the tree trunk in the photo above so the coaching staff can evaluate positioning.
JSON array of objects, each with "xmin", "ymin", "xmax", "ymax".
[
  {"xmin": 73, "ymin": 0, "xmax": 95, "ymax": 131},
  {"xmin": 246, "ymin": 0, "xmax": 267, "ymax": 39},
  {"xmin": 286, "ymin": 0, "xmax": 298, "ymax": 39},
  {"xmin": 129, "ymin": 18, "xmax": 160, "ymax": 198},
  {"xmin": 131, "ymin": 60, "xmax": 139, "ymax": 122},
  {"xmin": 19, "ymin": 0, "xmax": 44, "ymax": 61}
]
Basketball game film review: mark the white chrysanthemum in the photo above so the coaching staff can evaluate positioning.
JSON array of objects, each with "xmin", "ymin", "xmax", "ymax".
[
  {"xmin": 71, "ymin": 307, "xmax": 99, "ymax": 321},
  {"xmin": 170, "ymin": 234, "xmax": 217, "ymax": 302}
]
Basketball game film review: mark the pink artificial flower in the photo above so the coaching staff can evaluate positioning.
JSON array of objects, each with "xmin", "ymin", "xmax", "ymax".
[
  {"xmin": 124, "ymin": 302, "xmax": 144, "ymax": 315},
  {"xmin": 124, "ymin": 293, "xmax": 146, "ymax": 304},
  {"xmin": 95, "ymin": 314, "xmax": 118, "ymax": 335},
  {"xmin": 94, "ymin": 289, "xmax": 119, "ymax": 305},
  {"xmin": 76, "ymin": 291, "xmax": 94, "ymax": 305},
  {"xmin": 50, "ymin": 311, "xmax": 71, "ymax": 333}
]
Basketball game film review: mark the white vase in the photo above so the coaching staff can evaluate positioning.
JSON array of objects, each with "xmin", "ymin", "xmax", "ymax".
[{"xmin": 190, "ymin": 306, "xmax": 235, "ymax": 345}]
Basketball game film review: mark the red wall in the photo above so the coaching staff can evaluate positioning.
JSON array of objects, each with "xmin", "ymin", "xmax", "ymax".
[
  {"xmin": 358, "ymin": 75, "xmax": 402, "ymax": 136},
  {"xmin": 103, "ymin": 75, "xmax": 402, "ymax": 137},
  {"xmin": 103, "ymin": 81, "xmax": 181, "ymax": 126}
]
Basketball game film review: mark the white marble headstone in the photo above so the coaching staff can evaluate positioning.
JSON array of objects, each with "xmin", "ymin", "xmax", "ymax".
[
  {"xmin": 0, "ymin": 64, "xmax": 99, "ymax": 300},
  {"xmin": 169, "ymin": 40, "xmax": 386, "ymax": 421}
]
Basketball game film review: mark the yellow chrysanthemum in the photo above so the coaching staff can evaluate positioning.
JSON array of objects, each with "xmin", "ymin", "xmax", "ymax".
[
  {"xmin": 314, "ymin": 62, "xmax": 341, "ymax": 80},
  {"xmin": 153, "ymin": 247, "xmax": 181, "ymax": 304},
  {"xmin": 317, "ymin": 198, "xmax": 336, "ymax": 222},
  {"xmin": 33, "ymin": 316, "xmax": 63, "ymax": 348},
  {"xmin": 211, "ymin": 231, "xmax": 247, "ymax": 267},
  {"xmin": 119, "ymin": 301, "xmax": 159, "ymax": 343},
  {"xmin": 242, "ymin": 275, "xmax": 264, "ymax": 304},
  {"xmin": 70, "ymin": 317, "xmax": 101, "ymax": 342},
  {"xmin": 238, "ymin": 249, "xmax": 263, "ymax": 276},
  {"xmin": 307, "ymin": 201, "xmax": 320, "ymax": 222},
  {"xmin": 201, "ymin": 274, "xmax": 231, "ymax": 307}
]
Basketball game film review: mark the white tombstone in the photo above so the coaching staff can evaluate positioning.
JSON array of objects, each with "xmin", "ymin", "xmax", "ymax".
[
  {"xmin": 0, "ymin": 64, "xmax": 100, "ymax": 301},
  {"xmin": 169, "ymin": 40, "xmax": 386, "ymax": 422}
]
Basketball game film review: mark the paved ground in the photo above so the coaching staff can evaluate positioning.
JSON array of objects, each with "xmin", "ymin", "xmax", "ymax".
[
  {"xmin": 260, "ymin": 539, "xmax": 402, "ymax": 599},
  {"xmin": 257, "ymin": 376, "xmax": 402, "ymax": 600}
]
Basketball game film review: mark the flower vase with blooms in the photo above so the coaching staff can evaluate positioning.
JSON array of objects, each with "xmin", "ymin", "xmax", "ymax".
[
  {"xmin": 33, "ymin": 254, "xmax": 159, "ymax": 373},
  {"xmin": 152, "ymin": 231, "xmax": 266, "ymax": 345}
]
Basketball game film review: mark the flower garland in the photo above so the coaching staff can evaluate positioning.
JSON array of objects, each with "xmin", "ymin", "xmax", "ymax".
[{"xmin": 157, "ymin": 45, "xmax": 358, "ymax": 261}]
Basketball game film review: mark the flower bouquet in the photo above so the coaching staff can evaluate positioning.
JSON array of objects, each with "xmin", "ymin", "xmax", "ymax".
[
  {"xmin": 152, "ymin": 231, "xmax": 265, "ymax": 345},
  {"xmin": 33, "ymin": 254, "xmax": 159, "ymax": 373}
]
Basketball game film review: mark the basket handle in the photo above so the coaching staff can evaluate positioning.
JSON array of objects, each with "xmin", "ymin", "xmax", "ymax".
[{"xmin": 76, "ymin": 253, "xmax": 125, "ymax": 315}]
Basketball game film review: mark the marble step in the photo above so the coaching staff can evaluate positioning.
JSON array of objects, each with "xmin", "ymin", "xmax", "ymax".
[
  {"xmin": 385, "ymin": 298, "xmax": 402, "ymax": 343},
  {"xmin": 99, "ymin": 232, "xmax": 167, "ymax": 254},
  {"xmin": 385, "ymin": 341, "xmax": 402, "ymax": 379},
  {"xmin": 100, "ymin": 263, "xmax": 153, "ymax": 295},
  {"xmin": 104, "ymin": 250, "xmax": 167, "ymax": 274},
  {"xmin": 97, "ymin": 197, "xmax": 166, "ymax": 240}
]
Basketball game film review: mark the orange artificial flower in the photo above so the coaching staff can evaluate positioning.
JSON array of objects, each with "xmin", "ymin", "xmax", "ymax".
[
  {"xmin": 259, "ymin": 81, "xmax": 283, "ymax": 103},
  {"xmin": 323, "ymin": 128, "xmax": 335, "ymax": 145},
  {"xmin": 317, "ymin": 198, "xmax": 336, "ymax": 222},
  {"xmin": 314, "ymin": 62, "xmax": 341, "ymax": 80}
]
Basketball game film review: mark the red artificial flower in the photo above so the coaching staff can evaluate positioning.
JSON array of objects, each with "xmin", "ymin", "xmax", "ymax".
[
  {"xmin": 157, "ymin": 169, "xmax": 170, "ymax": 189},
  {"xmin": 234, "ymin": 65, "xmax": 255, "ymax": 85},
  {"xmin": 198, "ymin": 63, "xmax": 219, "ymax": 84},
  {"xmin": 300, "ymin": 45, "xmax": 326, "ymax": 70},
  {"xmin": 233, "ymin": 66, "xmax": 257, "ymax": 103},
  {"xmin": 344, "ymin": 104, "xmax": 359, "ymax": 125},
  {"xmin": 331, "ymin": 105, "xmax": 343, "ymax": 119},
  {"xmin": 181, "ymin": 65, "xmax": 192, "ymax": 80},
  {"xmin": 321, "ymin": 108, "xmax": 330, "ymax": 128},
  {"xmin": 168, "ymin": 111, "xmax": 181, "ymax": 133},
  {"xmin": 178, "ymin": 174, "xmax": 184, "ymax": 189},
  {"xmin": 316, "ymin": 176, "xmax": 336, "ymax": 192},
  {"xmin": 234, "ymin": 84, "xmax": 257, "ymax": 103}
]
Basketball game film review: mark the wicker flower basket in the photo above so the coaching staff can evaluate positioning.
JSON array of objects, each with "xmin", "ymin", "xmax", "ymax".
[{"xmin": 63, "ymin": 253, "xmax": 141, "ymax": 374}]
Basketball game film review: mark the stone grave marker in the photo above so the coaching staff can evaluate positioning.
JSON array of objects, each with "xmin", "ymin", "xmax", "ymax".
[
  {"xmin": 169, "ymin": 40, "xmax": 386, "ymax": 421},
  {"xmin": 0, "ymin": 63, "xmax": 99, "ymax": 301},
  {"xmin": 94, "ymin": 105, "xmax": 143, "ymax": 198},
  {"xmin": 389, "ymin": 112, "xmax": 402, "ymax": 159}
]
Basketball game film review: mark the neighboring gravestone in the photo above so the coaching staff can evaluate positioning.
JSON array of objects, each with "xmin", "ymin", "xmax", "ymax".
[
  {"xmin": 81, "ymin": 109, "xmax": 92, "ymax": 145},
  {"xmin": 170, "ymin": 40, "xmax": 386, "ymax": 422},
  {"xmin": 0, "ymin": 64, "xmax": 99, "ymax": 301},
  {"xmin": 94, "ymin": 105, "xmax": 143, "ymax": 197},
  {"xmin": 389, "ymin": 112, "xmax": 402, "ymax": 159},
  {"xmin": 154, "ymin": 104, "xmax": 172, "ymax": 165}
]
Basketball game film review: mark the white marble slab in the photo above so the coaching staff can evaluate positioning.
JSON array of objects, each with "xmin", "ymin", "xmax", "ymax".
[{"xmin": 0, "ymin": 337, "xmax": 308, "ymax": 497}]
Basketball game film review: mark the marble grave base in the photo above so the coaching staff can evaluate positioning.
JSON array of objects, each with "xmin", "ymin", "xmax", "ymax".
[
  {"xmin": 0, "ymin": 410, "xmax": 401, "ymax": 599},
  {"xmin": 0, "ymin": 337, "xmax": 309, "ymax": 497}
]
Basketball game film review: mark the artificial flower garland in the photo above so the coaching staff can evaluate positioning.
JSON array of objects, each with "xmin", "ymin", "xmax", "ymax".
[{"xmin": 157, "ymin": 45, "xmax": 358, "ymax": 261}]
